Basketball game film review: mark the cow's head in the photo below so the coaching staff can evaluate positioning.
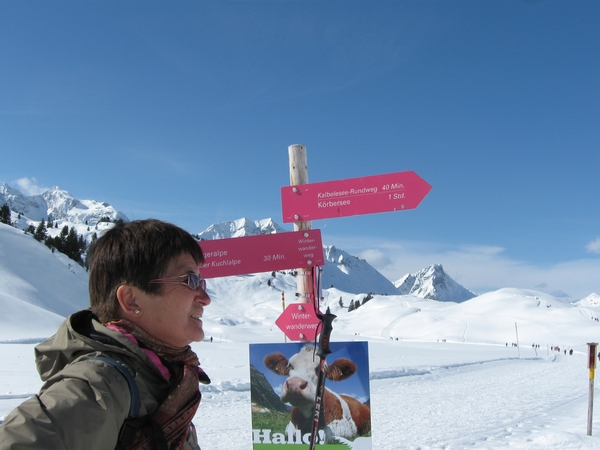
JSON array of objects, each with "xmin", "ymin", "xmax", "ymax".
[{"xmin": 264, "ymin": 345, "xmax": 357, "ymax": 415}]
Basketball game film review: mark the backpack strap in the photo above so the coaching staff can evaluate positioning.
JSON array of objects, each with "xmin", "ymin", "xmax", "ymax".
[
  {"xmin": 90, "ymin": 356, "xmax": 169, "ymax": 450},
  {"xmin": 89, "ymin": 356, "xmax": 146, "ymax": 449},
  {"xmin": 91, "ymin": 356, "xmax": 140, "ymax": 417}
]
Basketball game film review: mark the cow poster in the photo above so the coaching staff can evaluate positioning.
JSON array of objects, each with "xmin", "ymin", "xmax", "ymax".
[{"xmin": 249, "ymin": 341, "xmax": 372, "ymax": 449}]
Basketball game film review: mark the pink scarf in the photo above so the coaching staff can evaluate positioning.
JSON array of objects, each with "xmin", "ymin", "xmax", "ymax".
[{"xmin": 105, "ymin": 319, "xmax": 209, "ymax": 450}]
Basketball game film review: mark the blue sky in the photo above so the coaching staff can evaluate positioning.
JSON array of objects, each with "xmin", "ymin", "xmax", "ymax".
[{"xmin": 1, "ymin": 1, "xmax": 599, "ymax": 299}]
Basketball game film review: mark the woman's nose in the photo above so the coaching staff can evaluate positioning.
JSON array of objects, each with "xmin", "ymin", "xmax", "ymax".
[{"xmin": 196, "ymin": 289, "xmax": 211, "ymax": 305}]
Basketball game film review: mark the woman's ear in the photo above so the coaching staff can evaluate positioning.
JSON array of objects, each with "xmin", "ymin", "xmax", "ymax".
[{"xmin": 116, "ymin": 285, "xmax": 143, "ymax": 319}]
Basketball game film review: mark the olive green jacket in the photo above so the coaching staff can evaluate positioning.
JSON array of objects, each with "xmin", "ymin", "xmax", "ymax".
[{"xmin": 0, "ymin": 309, "xmax": 202, "ymax": 450}]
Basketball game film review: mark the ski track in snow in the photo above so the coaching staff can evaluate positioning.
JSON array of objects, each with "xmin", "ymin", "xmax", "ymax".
[{"xmin": 370, "ymin": 357, "xmax": 582, "ymax": 449}]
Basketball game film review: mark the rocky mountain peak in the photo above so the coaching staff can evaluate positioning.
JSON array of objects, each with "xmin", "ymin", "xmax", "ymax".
[
  {"xmin": 394, "ymin": 264, "xmax": 476, "ymax": 302},
  {"xmin": 0, "ymin": 183, "xmax": 128, "ymax": 225}
]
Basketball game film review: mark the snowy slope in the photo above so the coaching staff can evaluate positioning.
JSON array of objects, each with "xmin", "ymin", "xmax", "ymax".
[{"xmin": 0, "ymin": 223, "xmax": 89, "ymax": 340}]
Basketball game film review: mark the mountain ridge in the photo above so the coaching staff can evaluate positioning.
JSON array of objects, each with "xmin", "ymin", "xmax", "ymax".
[
  {"xmin": 0, "ymin": 183, "xmax": 129, "ymax": 226},
  {"xmin": 4, "ymin": 215, "xmax": 599, "ymax": 348},
  {"xmin": 197, "ymin": 218, "xmax": 286, "ymax": 240},
  {"xmin": 5, "ymin": 183, "xmax": 588, "ymax": 305}
]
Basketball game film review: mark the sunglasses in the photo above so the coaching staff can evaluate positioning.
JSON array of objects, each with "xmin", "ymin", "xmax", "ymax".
[{"xmin": 149, "ymin": 273, "xmax": 207, "ymax": 291}]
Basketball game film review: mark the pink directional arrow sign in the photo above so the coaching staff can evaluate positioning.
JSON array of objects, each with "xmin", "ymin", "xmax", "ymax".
[
  {"xmin": 281, "ymin": 170, "xmax": 432, "ymax": 223},
  {"xmin": 275, "ymin": 302, "xmax": 322, "ymax": 341},
  {"xmin": 198, "ymin": 229, "xmax": 324, "ymax": 279}
]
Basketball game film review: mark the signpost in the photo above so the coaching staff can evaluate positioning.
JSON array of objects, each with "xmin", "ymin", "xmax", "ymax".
[
  {"xmin": 199, "ymin": 229, "xmax": 324, "ymax": 279},
  {"xmin": 232, "ymin": 144, "xmax": 431, "ymax": 450},
  {"xmin": 281, "ymin": 170, "xmax": 432, "ymax": 223}
]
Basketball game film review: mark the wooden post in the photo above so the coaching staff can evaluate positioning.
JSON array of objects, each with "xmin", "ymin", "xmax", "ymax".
[
  {"xmin": 288, "ymin": 144, "xmax": 313, "ymax": 304},
  {"xmin": 282, "ymin": 292, "xmax": 287, "ymax": 343},
  {"xmin": 588, "ymin": 342, "xmax": 598, "ymax": 436}
]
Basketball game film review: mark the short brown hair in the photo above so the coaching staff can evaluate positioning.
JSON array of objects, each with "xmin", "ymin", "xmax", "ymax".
[{"xmin": 88, "ymin": 219, "xmax": 204, "ymax": 322}]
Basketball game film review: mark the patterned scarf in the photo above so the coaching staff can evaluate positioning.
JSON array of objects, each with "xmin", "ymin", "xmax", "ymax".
[{"xmin": 105, "ymin": 319, "xmax": 208, "ymax": 450}]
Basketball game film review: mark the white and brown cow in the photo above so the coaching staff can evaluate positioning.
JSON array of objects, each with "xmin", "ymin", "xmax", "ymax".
[{"xmin": 264, "ymin": 345, "xmax": 370, "ymax": 442}]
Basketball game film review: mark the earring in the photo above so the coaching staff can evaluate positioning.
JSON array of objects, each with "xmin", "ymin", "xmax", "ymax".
[{"xmin": 134, "ymin": 309, "xmax": 141, "ymax": 315}]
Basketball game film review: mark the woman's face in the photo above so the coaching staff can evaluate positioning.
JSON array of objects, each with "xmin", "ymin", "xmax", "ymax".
[{"xmin": 139, "ymin": 252, "xmax": 211, "ymax": 347}]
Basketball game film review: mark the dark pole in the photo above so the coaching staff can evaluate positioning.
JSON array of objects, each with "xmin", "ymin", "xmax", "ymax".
[{"xmin": 309, "ymin": 306, "xmax": 336, "ymax": 449}]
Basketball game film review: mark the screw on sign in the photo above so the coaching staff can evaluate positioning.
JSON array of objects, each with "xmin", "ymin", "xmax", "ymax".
[{"xmin": 275, "ymin": 302, "xmax": 322, "ymax": 342}]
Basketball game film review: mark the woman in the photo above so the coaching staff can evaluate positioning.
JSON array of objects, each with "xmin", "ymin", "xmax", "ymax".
[{"xmin": 0, "ymin": 219, "xmax": 211, "ymax": 450}]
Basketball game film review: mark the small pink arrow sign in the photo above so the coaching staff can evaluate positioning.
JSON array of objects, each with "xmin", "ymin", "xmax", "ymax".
[{"xmin": 275, "ymin": 302, "xmax": 322, "ymax": 341}]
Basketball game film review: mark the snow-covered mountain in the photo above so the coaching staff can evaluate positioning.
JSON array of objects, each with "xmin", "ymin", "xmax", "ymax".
[
  {"xmin": 8, "ymin": 183, "xmax": 598, "ymax": 310},
  {"xmin": 575, "ymin": 292, "xmax": 600, "ymax": 307},
  {"xmin": 322, "ymin": 245, "xmax": 399, "ymax": 295},
  {"xmin": 0, "ymin": 183, "xmax": 128, "ymax": 226},
  {"xmin": 0, "ymin": 185, "xmax": 474, "ymax": 301},
  {"xmin": 3, "ymin": 216, "xmax": 600, "ymax": 347},
  {"xmin": 394, "ymin": 264, "xmax": 477, "ymax": 302},
  {"xmin": 197, "ymin": 218, "xmax": 286, "ymax": 240}
]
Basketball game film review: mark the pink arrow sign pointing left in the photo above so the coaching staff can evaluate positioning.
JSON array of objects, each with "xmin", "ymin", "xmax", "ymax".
[{"xmin": 275, "ymin": 302, "xmax": 322, "ymax": 341}]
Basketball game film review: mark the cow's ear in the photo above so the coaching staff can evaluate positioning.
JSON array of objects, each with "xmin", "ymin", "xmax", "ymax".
[
  {"xmin": 264, "ymin": 353, "xmax": 290, "ymax": 375},
  {"xmin": 326, "ymin": 358, "xmax": 357, "ymax": 381}
]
